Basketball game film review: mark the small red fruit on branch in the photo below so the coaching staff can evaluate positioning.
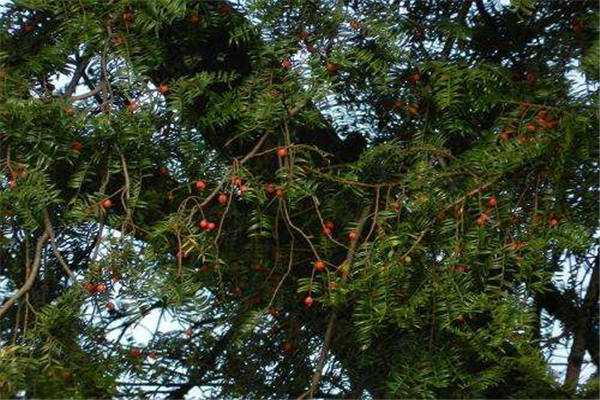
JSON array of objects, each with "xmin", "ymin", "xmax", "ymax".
[
  {"xmin": 195, "ymin": 180, "xmax": 206, "ymax": 191},
  {"xmin": 158, "ymin": 83, "xmax": 169, "ymax": 94},
  {"xmin": 218, "ymin": 193, "xmax": 229, "ymax": 205},
  {"xmin": 71, "ymin": 141, "xmax": 83, "ymax": 153},
  {"xmin": 276, "ymin": 147, "xmax": 288, "ymax": 158},
  {"xmin": 198, "ymin": 219, "xmax": 217, "ymax": 231},
  {"xmin": 509, "ymin": 241, "xmax": 527, "ymax": 251},
  {"xmin": 303, "ymin": 295, "xmax": 314, "ymax": 307},
  {"xmin": 83, "ymin": 282, "xmax": 96, "ymax": 294},
  {"xmin": 125, "ymin": 99, "xmax": 139, "ymax": 113},
  {"xmin": 281, "ymin": 58, "xmax": 292, "ymax": 70},
  {"xmin": 348, "ymin": 230, "xmax": 358, "ymax": 242},
  {"xmin": 349, "ymin": 20, "xmax": 362, "ymax": 31},
  {"xmin": 326, "ymin": 62, "xmax": 340, "ymax": 75},
  {"xmin": 314, "ymin": 260, "xmax": 326, "ymax": 272},
  {"xmin": 130, "ymin": 347, "xmax": 142, "ymax": 359},
  {"xmin": 487, "ymin": 196, "xmax": 497, "ymax": 208},
  {"xmin": 101, "ymin": 198, "xmax": 113, "ymax": 209},
  {"xmin": 95, "ymin": 283, "xmax": 107, "ymax": 294},
  {"xmin": 407, "ymin": 104, "xmax": 419, "ymax": 115},
  {"xmin": 475, "ymin": 213, "xmax": 489, "ymax": 227},
  {"xmin": 8, "ymin": 179, "xmax": 16, "ymax": 189},
  {"xmin": 548, "ymin": 215, "xmax": 559, "ymax": 228},
  {"xmin": 452, "ymin": 265, "xmax": 470, "ymax": 273}
]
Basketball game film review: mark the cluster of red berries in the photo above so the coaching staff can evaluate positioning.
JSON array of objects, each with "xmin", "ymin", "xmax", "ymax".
[
  {"xmin": 84, "ymin": 282, "xmax": 107, "ymax": 295},
  {"xmin": 230, "ymin": 176, "xmax": 249, "ymax": 196},
  {"xmin": 452, "ymin": 264, "xmax": 470, "ymax": 273},
  {"xmin": 198, "ymin": 219, "xmax": 217, "ymax": 231}
]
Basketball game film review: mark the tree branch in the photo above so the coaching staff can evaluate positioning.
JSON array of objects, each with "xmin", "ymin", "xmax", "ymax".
[{"xmin": 0, "ymin": 225, "xmax": 50, "ymax": 319}]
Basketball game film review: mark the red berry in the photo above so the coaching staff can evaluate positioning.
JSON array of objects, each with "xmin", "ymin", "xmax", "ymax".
[
  {"xmin": 207, "ymin": 222, "xmax": 216, "ymax": 231},
  {"xmin": 8, "ymin": 179, "xmax": 16, "ymax": 189},
  {"xmin": 476, "ymin": 213, "xmax": 489, "ymax": 227},
  {"xmin": 95, "ymin": 283, "xmax": 107, "ymax": 294},
  {"xmin": 548, "ymin": 216, "xmax": 559, "ymax": 228},
  {"xmin": 231, "ymin": 176, "xmax": 242, "ymax": 187},
  {"xmin": 70, "ymin": 141, "xmax": 83, "ymax": 153},
  {"xmin": 314, "ymin": 260, "xmax": 326, "ymax": 272},
  {"xmin": 348, "ymin": 230, "xmax": 358, "ymax": 242},
  {"xmin": 106, "ymin": 302, "xmax": 115, "ymax": 311},
  {"xmin": 324, "ymin": 221, "xmax": 334, "ymax": 230},
  {"xmin": 453, "ymin": 265, "xmax": 469, "ymax": 273},
  {"xmin": 198, "ymin": 219, "xmax": 209, "ymax": 229},
  {"xmin": 487, "ymin": 196, "xmax": 497, "ymax": 208},
  {"xmin": 526, "ymin": 123, "xmax": 536, "ymax": 132},
  {"xmin": 326, "ymin": 62, "xmax": 340, "ymax": 74},
  {"xmin": 130, "ymin": 347, "xmax": 142, "ymax": 359},
  {"xmin": 304, "ymin": 296, "xmax": 314, "ymax": 307},
  {"xmin": 276, "ymin": 147, "xmax": 288, "ymax": 158},
  {"xmin": 125, "ymin": 99, "xmax": 139, "ymax": 112},
  {"xmin": 158, "ymin": 83, "xmax": 169, "ymax": 94},
  {"xmin": 158, "ymin": 167, "xmax": 169, "ymax": 176},
  {"xmin": 281, "ymin": 58, "xmax": 292, "ymax": 70},
  {"xmin": 83, "ymin": 282, "xmax": 96, "ymax": 294},
  {"xmin": 322, "ymin": 227, "xmax": 332, "ymax": 236},
  {"xmin": 101, "ymin": 198, "xmax": 113, "ymax": 209},
  {"xmin": 510, "ymin": 241, "xmax": 527, "ymax": 251},
  {"xmin": 185, "ymin": 327, "xmax": 193, "ymax": 338},
  {"xmin": 349, "ymin": 20, "xmax": 361, "ymax": 31},
  {"xmin": 218, "ymin": 193, "xmax": 228, "ymax": 205},
  {"xmin": 499, "ymin": 130, "xmax": 513, "ymax": 141},
  {"xmin": 195, "ymin": 180, "xmax": 206, "ymax": 191}
]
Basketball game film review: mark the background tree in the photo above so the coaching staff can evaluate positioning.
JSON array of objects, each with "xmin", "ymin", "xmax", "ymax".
[{"xmin": 0, "ymin": 0, "xmax": 598, "ymax": 398}]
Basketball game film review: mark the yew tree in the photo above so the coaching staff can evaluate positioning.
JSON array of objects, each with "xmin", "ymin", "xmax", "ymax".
[{"xmin": 0, "ymin": 0, "xmax": 598, "ymax": 398}]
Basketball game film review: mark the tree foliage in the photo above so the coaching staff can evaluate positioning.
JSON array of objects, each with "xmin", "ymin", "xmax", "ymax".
[{"xmin": 0, "ymin": 0, "xmax": 598, "ymax": 398}]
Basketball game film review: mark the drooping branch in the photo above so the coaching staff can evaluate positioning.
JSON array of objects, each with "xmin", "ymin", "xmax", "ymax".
[{"xmin": 0, "ymin": 224, "xmax": 50, "ymax": 320}]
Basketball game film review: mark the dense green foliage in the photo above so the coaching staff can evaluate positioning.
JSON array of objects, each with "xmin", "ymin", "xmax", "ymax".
[{"xmin": 0, "ymin": 0, "xmax": 598, "ymax": 398}]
